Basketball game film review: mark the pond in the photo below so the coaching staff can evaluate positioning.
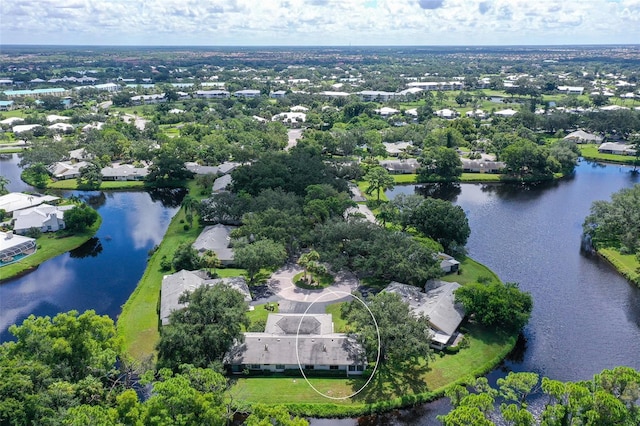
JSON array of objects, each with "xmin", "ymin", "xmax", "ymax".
[{"xmin": 0, "ymin": 155, "xmax": 182, "ymax": 341}]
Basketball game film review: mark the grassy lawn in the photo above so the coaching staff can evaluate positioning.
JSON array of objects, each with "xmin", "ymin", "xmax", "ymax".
[
  {"xmin": 356, "ymin": 180, "xmax": 388, "ymax": 202},
  {"xmin": 579, "ymin": 145, "xmax": 637, "ymax": 165},
  {"xmin": 598, "ymin": 247, "xmax": 640, "ymax": 286},
  {"xmin": 1, "ymin": 217, "xmax": 102, "ymax": 282},
  {"xmin": 441, "ymin": 256, "xmax": 501, "ymax": 286},
  {"xmin": 48, "ymin": 180, "xmax": 146, "ymax": 190},
  {"xmin": 391, "ymin": 174, "xmax": 418, "ymax": 184},
  {"xmin": 245, "ymin": 303, "xmax": 279, "ymax": 332},
  {"xmin": 460, "ymin": 173, "xmax": 502, "ymax": 182}
]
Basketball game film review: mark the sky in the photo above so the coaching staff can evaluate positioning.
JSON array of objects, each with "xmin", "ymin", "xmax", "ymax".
[{"xmin": 2, "ymin": 0, "xmax": 640, "ymax": 46}]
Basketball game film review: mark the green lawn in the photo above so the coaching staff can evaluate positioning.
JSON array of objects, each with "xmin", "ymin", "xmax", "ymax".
[
  {"xmin": 460, "ymin": 173, "xmax": 502, "ymax": 182},
  {"xmin": 391, "ymin": 174, "xmax": 418, "ymax": 184},
  {"xmin": 356, "ymin": 181, "xmax": 388, "ymax": 202},
  {"xmin": 579, "ymin": 145, "xmax": 637, "ymax": 165},
  {"xmin": 440, "ymin": 256, "xmax": 500, "ymax": 286},
  {"xmin": 598, "ymin": 247, "xmax": 640, "ymax": 286},
  {"xmin": 1, "ymin": 217, "xmax": 102, "ymax": 282},
  {"xmin": 48, "ymin": 180, "xmax": 146, "ymax": 190}
]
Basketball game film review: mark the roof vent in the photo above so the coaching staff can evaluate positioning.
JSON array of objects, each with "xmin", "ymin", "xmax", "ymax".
[{"xmin": 264, "ymin": 344, "xmax": 268, "ymax": 351}]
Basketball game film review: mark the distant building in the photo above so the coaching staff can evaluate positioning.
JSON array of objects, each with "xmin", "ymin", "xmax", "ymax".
[{"xmin": 234, "ymin": 89, "xmax": 261, "ymax": 98}]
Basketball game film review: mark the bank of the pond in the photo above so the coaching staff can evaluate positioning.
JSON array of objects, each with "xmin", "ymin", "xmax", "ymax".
[
  {"xmin": 0, "ymin": 216, "xmax": 102, "ymax": 282},
  {"xmin": 596, "ymin": 247, "xmax": 640, "ymax": 287},
  {"xmin": 116, "ymin": 180, "xmax": 247, "ymax": 362}
]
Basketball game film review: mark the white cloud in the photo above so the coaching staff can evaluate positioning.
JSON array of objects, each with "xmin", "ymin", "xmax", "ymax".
[{"xmin": 1, "ymin": 0, "xmax": 638, "ymax": 45}]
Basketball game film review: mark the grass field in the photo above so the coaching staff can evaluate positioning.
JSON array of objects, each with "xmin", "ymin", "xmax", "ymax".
[
  {"xmin": 1, "ymin": 216, "xmax": 102, "ymax": 282},
  {"xmin": 579, "ymin": 145, "xmax": 638, "ymax": 165},
  {"xmin": 598, "ymin": 247, "xmax": 640, "ymax": 287},
  {"xmin": 48, "ymin": 180, "xmax": 146, "ymax": 190}
]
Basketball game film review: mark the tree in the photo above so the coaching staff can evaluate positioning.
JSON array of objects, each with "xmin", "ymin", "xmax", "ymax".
[
  {"xmin": 0, "ymin": 176, "xmax": 9, "ymax": 195},
  {"xmin": 77, "ymin": 162, "xmax": 103, "ymax": 189},
  {"xmin": 418, "ymin": 146, "xmax": 463, "ymax": 182},
  {"xmin": 454, "ymin": 281, "xmax": 533, "ymax": 332},
  {"xmin": 63, "ymin": 204, "xmax": 99, "ymax": 232},
  {"xmin": 141, "ymin": 366, "xmax": 228, "ymax": 425},
  {"xmin": 410, "ymin": 197, "xmax": 470, "ymax": 253},
  {"xmin": 297, "ymin": 250, "xmax": 320, "ymax": 283},
  {"xmin": 245, "ymin": 404, "xmax": 309, "ymax": 426},
  {"xmin": 234, "ymin": 239, "xmax": 287, "ymax": 283},
  {"xmin": 201, "ymin": 250, "xmax": 221, "ymax": 277},
  {"xmin": 157, "ymin": 285, "xmax": 249, "ymax": 370},
  {"xmin": 171, "ymin": 243, "xmax": 202, "ymax": 272},
  {"xmin": 583, "ymin": 184, "xmax": 640, "ymax": 254},
  {"xmin": 364, "ymin": 166, "xmax": 394, "ymax": 202},
  {"xmin": 501, "ymin": 139, "xmax": 552, "ymax": 178},
  {"xmin": 341, "ymin": 291, "xmax": 433, "ymax": 366},
  {"xmin": 146, "ymin": 149, "xmax": 194, "ymax": 186}
]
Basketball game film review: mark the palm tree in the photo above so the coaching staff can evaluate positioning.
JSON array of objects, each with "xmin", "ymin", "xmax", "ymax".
[
  {"xmin": 181, "ymin": 195, "xmax": 198, "ymax": 226},
  {"xmin": 201, "ymin": 250, "xmax": 221, "ymax": 278},
  {"xmin": 0, "ymin": 176, "xmax": 9, "ymax": 195},
  {"xmin": 297, "ymin": 250, "xmax": 320, "ymax": 283}
]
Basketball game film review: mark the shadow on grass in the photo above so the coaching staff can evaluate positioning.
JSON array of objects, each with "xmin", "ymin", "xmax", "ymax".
[{"xmin": 348, "ymin": 361, "xmax": 431, "ymax": 403}]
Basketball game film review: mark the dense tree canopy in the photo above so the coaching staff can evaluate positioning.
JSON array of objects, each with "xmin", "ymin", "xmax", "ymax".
[
  {"xmin": 342, "ymin": 291, "xmax": 433, "ymax": 366},
  {"xmin": 583, "ymin": 184, "xmax": 640, "ymax": 254},
  {"xmin": 63, "ymin": 203, "xmax": 99, "ymax": 232},
  {"xmin": 454, "ymin": 281, "xmax": 532, "ymax": 333},
  {"xmin": 418, "ymin": 146, "xmax": 463, "ymax": 182},
  {"xmin": 410, "ymin": 197, "xmax": 471, "ymax": 253},
  {"xmin": 157, "ymin": 285, "xmax": 249, "ymax": 370}
]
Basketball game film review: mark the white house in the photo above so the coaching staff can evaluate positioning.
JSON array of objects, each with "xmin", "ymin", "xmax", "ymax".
[
  {"xmin": 195, "ymin": 90, "xmax": 230, "ymax": 99},
  {"xmin": 598, "ymin": 142, "xmax": 637, "ymax": 156},
  {"xmin": 101, "ymin": 164, "xmax": 149, "ymax": 181},
  {"xmin": 0, "ymin": 192, "xmax": 60, "ymax": 215},
  {"xmin": 272, "ymin": 112, "xmax": 306, "ymax": 126},
  {"xmin": 494, "ymin": 108, "xmax": 518, "ymax": 117},
  {"xmin": 563, "ymin": 130, "xmax": 603, "ymax": 144},
  {"xmin": 374, "ymin": 107, "xmax": 400, "ymax": 117},
  {"xmin": 383, "ymin": 141, "xmax": 414, "ymax": 156},
  {"xmin": 0, "ymin": 231, "xmax": 36, "ymax": 265},
  {"xmin": 13, "ymin": 204, "xmax": 75, "ymax": 235},
  {"xmin": 434, "ymin": 108, "xmax": 459, "ymax": 119},
  {"xmin": 12, "ymin": 124, "xmax": 43, "ymax": 134},
  {"xmin": 48, "ymin": 161, "xmax": 90, "ymax": 180}
]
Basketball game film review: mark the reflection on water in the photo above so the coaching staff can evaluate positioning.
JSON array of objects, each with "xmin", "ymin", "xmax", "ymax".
[
  {"xmin": 0, "ymin": 191, "xmax": 179, "ymax": 342},
  {"xmin": 387, "ymin": 161, "xmax": 640, "ymax": 384}
]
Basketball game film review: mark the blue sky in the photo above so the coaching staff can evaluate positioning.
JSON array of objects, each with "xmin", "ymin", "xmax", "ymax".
[{"xmin": 2, "ymin": 0, "xmax": 639, "ymax": 46}]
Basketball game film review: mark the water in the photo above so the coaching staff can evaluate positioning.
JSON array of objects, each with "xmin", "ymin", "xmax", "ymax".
[
  {"xmin": 387, "ymin": 161, "xmax": 640, "ymax": 382},
  {"xmin": 0, "ymin": 155, "xmax": 180, "ymax": 341}
]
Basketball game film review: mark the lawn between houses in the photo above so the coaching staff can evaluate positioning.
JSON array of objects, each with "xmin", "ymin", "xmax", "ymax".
[
  {"xmin": 0, "ymin": 216, "xmax": 102, "ymax": 282},
  {"xmin": 229, "ymin": 257, "xmax": 517, "ymax": 417},
  {"xmin": 117, "ymin": 179, "xmax": 249, "ymax": 363}
]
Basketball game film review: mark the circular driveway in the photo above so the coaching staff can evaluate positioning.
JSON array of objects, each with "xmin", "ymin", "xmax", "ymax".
[{"xmin": 263, "ymin": 263, "xmax": 359, "ymax": 304}]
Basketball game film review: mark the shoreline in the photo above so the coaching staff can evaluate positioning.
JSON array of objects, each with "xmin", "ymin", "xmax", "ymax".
[{"xmin": 0, "ymin": 215, "xmax": 102, "ymax": 283}]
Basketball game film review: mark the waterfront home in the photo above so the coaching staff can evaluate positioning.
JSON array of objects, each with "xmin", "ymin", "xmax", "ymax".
[
  {"xmin": 461, "ymin": 158, "xmax": 506, "ymax": 173},
  {"xmin": 384, "ymin": 281, "xmax": 465, "ymax": 350},
  {"xmin": 48, "ymin": 161, "xmax": 90, "ymax": 180},
  {"xmin": 225, "ymin": 313, "xmax": 366, "ymax": 376},
  {"xmin": 192, "ymin": 224, "xmax": 237, "ymax": 265},
  {"xmin": 598, "ymin": 142, "xmax": 637, "ymax": 156},
  {"xmin": 379, "ymin": 158, "xmax": 420, "ymax": 174},
  {"xmin": 160, "ymin": 270, "xmax": 251, "ymax": 325},
  {"xmin": 0, "ymin": 192, "xmax": 60, "ymax": 215},
  {"xmin": 0, "ymin": 231, "xmax": 36, "ymax": 266},
  {"xmin": 101, "ymin": 164, "xmax": 149, "ymax": 181},
  {"xmin": 13, "ymin": 204, "xmax": 74, "ymax": 235},
  {"xmin": 437, "ymin": 253, "xmax": 460, "ymax": 273}
]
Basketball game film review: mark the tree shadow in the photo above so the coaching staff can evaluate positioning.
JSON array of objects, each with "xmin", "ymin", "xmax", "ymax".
[{"xmin": 348, "ymin": 361, "xmax": 431, "ymax": 403}]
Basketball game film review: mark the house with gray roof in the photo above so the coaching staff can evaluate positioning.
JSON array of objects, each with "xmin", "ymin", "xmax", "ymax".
[
  {"xmin": 380, "ymin": 158, "xmax": 420, "ymax": 174},
  {"xmin": 101, "ymin": 164, "xmax": 149, "ymax": 181},
  {"xmin": 598, "ymin": 142, "xmax": 637, "ymax": 156},
  {"xmin": 225, "ymin": 313, "xmax": 366, "ymax": 376},
  {"xmin": 160, "ymin": 269, "xmax": 251, "ymax": 325},
  {"xmin": 563, "ymin": 130, "xmax": 603, "ymax": 144},
  {"xmin": 13, "ymin": 204, "xmax": 74, "ymax": 235},
  {"xmin": 192, "ymin": 224, "xmax": 237, "ymax": 265},
  {"xmin": 212, "ymin": 174, "xmax": 233, "ymax": 193},
  {"xmin": 384, "ymin": 281, "xmax": 465, "ymax": 350}
]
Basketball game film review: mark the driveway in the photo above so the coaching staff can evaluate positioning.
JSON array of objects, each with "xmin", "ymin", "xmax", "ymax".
[{"xmin": 254, "ymin": 263, "xmax": 359, "ymax": 311}]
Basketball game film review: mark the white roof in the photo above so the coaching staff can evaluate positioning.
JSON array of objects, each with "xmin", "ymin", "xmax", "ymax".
[
  {"xmin": 12, "ymin": 124, "xmax": 42, "ymax": 133},
  {"xmin": 0, "ymin": 192, "xmax": 60, "ymax": 214},
  {"xmin": 0, "ymin": 117, "xmax": 24, "ymax": 125},
  {"xmin": 48, "ymin": 123, "xmax": 73, "ymax": 131},
  {"xmin": 290, "ymin": 105, "xmax": 309, "ymax": 112},
  {"xmin": 494, "ymin": 108, "xmax": 518, "ymax": 116},
  {"xmin": 375, "ymin": 107, "xmax": 399, "ymax": 116},
  {"xmin": 46, "ymin": 114, "xmax": 71, "ymax": 123}
]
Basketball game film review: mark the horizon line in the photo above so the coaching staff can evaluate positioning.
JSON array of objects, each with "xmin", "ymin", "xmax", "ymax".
[{"xmin": 2, "ymin": 43, "xmax": 640, "ymax": 48}]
